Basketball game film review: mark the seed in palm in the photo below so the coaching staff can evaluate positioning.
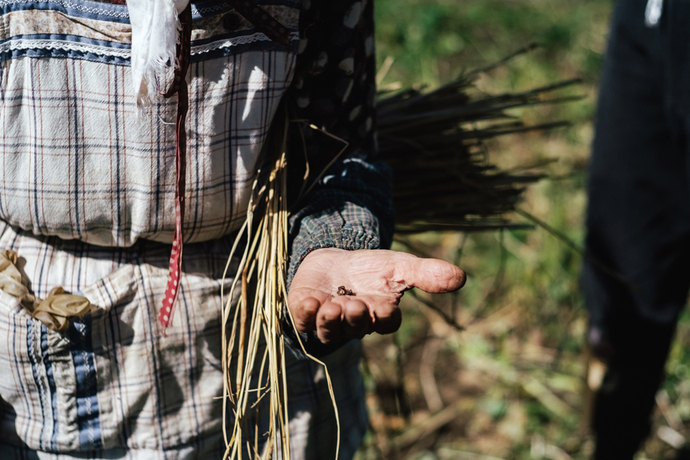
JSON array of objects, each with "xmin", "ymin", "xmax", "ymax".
[{"xmin": 337, "ymin": 286, "xmax": 355, "ymax": 296}]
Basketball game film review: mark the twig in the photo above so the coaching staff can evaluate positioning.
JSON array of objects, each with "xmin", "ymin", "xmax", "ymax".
[
  {"xmin": 420, "ymin": 334, "xmax": 444, "ymax": 413},
  {"xmin": 531, "ymin": 435, "xmax": 573, "ymax": 460},
  {"xmin": 299, "ymin": 125, "xmax": 348, "ymax": 197},
  {"xmin": 452, "ymin": 233, "xmax": 469, "ymax": 318},
  {"xmin": 408, "ymin": 289, "xmax": 465, "ymax": 332},
  {"xmin": 236, "ymin": 266, "xmax": 248, "ymax": 396},
  {"xmin": 391, "ymin": 400, "xmax": 464, "ymax": 449},
  {"xmin": 377, "ymin": 55, "xmax": 395, "ymax": 86},
  {"xmin": 464, "ymin": 43, "xmax": 540, "ymax": 80},
  {"xmin": 408, "ymin": 290, "xmax": 465, "ymax": 332},
  {"xmin": 656, "ymin": 390, "xmax": 684, "ymax": 432},
  {"xmin": 394, "ymin": 333, "xmax": 412, "ymax": 421},
  {"xmin": 657, "ymin": 426, "xmax": 686, "ymax": 450},
  {"xmin": 436, "ymin": 448, "xmax": 507, "ymax": 460}
]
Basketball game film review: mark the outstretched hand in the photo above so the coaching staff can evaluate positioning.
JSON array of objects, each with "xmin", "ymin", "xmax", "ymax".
[{"xmin": 288, "ymin": 248, "xmax": 466, "ymax": 345}]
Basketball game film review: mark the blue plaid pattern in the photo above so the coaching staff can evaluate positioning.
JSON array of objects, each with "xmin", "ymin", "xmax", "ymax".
[
  {"xmin": 0, "ymin": 222, "xmax": 368, "ymax": 458},
  {"xmin": 0, "ymin": 0, "xmax": 300, "ymax": 247}
]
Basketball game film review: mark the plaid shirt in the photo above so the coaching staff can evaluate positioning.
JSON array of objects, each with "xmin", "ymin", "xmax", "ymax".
[{"xmin": 0, "ymin": 0, "xmax": 393, "ymax": 458}]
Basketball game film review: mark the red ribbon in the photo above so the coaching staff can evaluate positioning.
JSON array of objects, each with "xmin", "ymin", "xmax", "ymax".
[
  {"xmin": 159, "ymin": 5, "xmax": 192, "ymax": 333},
  {"xmin": 157, "ymin": 1, "xmax": 290, "ymax": 333}
]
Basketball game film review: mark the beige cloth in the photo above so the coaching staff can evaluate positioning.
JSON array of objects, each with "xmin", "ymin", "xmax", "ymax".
[{"xmin": 0, "ymin": 249, "xmax": 90, "ymax": 331}]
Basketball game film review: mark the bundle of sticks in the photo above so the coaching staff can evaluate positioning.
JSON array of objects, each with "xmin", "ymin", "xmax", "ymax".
[{"xmin": 377, "ymin": 49, "xmax": 581, "ymax": 234}]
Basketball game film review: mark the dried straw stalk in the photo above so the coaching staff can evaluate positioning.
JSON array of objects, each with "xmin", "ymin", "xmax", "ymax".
[
  {"xmin": 220, "ymin": 115, "xmax": 292, "ymax": 460},
  {"xmin": 220, "ymin": 116, "xmax": 340, "ymax": 460}
]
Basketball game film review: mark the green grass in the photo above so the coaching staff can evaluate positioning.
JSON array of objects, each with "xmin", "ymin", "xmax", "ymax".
[{"xmin": 358, "ymin": 1, "xmax": 690, "ymax": 459}]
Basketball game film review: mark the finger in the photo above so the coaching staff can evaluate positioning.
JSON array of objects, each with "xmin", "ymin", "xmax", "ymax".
[
  {"xmin": 402, "ymin": 257, "xmax": 466, "ymax": 293},
  {"xmin": 371, "ymin": 301, "xmax": 402, "ymax": 335},
  {"xmin": 290, "ymin": 296, "xmax": 320, "ymax": 333},
  {"xmin": 316, "ymin": 301, "xmax": 343, "ymax": 344},
  {"xmin": 341, "ymin": 299, "xmax": 372, "ymax": 339}
]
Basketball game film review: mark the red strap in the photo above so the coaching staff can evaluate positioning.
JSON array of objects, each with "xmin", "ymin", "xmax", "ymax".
[
  {"xmin": 159, "ymin": 5, "xmax": 193, "ymax": 333},
  {"xmin": 158, "ymin": 1, "xmax": 288, "ymax": 333}
]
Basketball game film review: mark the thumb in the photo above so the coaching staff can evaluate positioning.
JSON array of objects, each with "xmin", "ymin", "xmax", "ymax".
[{"xmin": 401, "ymin": 256, "xmax": 466, "ymax": 293}]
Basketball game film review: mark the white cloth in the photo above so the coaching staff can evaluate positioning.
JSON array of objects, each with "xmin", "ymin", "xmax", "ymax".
[{"xmin": 126, "ymin": 0, "xmax": 190, "ymax": 109}]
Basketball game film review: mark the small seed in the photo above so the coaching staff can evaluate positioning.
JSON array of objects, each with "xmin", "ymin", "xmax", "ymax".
[{"xmin": 337, "ymin": 286, "xmax": 354, "ymax": 296}]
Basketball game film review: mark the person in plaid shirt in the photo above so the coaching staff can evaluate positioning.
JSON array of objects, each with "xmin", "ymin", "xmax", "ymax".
[{"xmin": 0, "ymin": 0, "xmax": 465, "ymax": 458}]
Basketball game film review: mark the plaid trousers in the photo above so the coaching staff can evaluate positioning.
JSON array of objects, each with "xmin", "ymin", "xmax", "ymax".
[{"xmin": 0, "ymin": 221, "xmax": 368, "ymax": 459}]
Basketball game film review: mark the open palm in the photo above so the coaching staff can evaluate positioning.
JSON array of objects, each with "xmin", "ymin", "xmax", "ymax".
[{"xmin": 288, "ymin": 248, "xmax": 466, "ymax": 345}]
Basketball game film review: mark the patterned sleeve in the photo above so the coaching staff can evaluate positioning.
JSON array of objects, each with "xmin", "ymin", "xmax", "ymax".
[{"xmin": 285, "ymin": 0, "xmax": 394, "ymax": 287}]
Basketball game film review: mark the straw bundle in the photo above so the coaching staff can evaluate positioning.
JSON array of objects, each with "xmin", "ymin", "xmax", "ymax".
[
  {"xmin": 378, "ymin": 62, "xmax": 580, "ymax": 234},
  {"xmin": 220, "ymin": 115, "xmax": 292, "ymax": 459},
  {"xmin": 220, "ymin": 114, "xmax": 340, "ymax": 460}
]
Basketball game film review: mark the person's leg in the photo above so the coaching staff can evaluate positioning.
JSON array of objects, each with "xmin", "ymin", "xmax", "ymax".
[
  {"xmin": 588, "ymin": 320, "xmax": 676, "ymax": 459},
  {"xmin": 582, "ymin": 0, "xmax": 690, "ymax": 457}
]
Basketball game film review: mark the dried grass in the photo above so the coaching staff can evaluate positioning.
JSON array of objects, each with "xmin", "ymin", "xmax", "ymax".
[
  {"xmin": 220, "ymin": 114, "xmax": 293, "ymax": 460},
  {"xmin": 220, "ymin": 115, "xmax": 340, "ymax": 460}
]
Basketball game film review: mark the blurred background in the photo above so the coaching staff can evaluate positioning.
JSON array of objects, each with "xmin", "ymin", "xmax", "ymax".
[{"xmin": 356, "ymin": 1, "xmax": 690, "ymax": 459}]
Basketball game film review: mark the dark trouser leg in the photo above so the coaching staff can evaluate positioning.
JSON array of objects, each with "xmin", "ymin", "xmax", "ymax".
[
  {"xmin": 582, "ymin": 0, "xmax": 690, "ymax": 458},
  {"xmin": 591, "ymin": 319, "xmax": 675, "ymax": 459}
]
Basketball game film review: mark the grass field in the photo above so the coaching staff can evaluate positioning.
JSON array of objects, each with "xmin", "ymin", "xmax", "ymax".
[{"xmin": 356, "ymin": 2, "xmax": 690, "ymax": 459}]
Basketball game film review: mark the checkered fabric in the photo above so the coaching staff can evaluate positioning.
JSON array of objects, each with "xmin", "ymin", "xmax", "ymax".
[
  {"xmin": 0, "ymin": 220, "xmax": 367, "ymax": 459},
  {"xmin": 0, "ymin": 0, "xmax": 299, "ymax": 247},
  {"xmin": 0, "ymin": 0, "xmax": 393, "ymax": 458}
]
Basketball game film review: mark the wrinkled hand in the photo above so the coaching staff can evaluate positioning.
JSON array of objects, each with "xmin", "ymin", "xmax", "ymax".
[{"xmin": 288, "ymin": 248, "xmax": 466, "ymax": 345}]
